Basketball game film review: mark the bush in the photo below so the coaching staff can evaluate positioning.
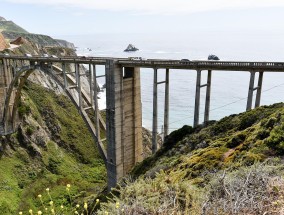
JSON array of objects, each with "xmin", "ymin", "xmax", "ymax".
[
  {"xmin": 164, "ymin": 125, "xmax": 194, "ymax": 150},
  {"xmin": 26, "ymin": 126, "xmax": 34, "ymax": 136},
  {"xmin": 226, "ymin": 133, "xmax": 246, "ymax": 148},
  {"xmin": 265, "ymin": 124, "xmax": 284, "ymax": 154},
  {"xmin": 18, "ymin": 103, "xmax": 31, "ymax": 118},
  {"xmin": 203, "ymin": 160, "xmax": 284, "ymax": 215},
  {"xmin": 238, "ymin": 112, "xmax": 258, "ymax": 130}
]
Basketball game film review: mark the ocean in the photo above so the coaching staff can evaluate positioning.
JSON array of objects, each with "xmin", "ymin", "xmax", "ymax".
[{"xmin": 62, "ymin": 31, "xmax": 284, "ymax": 132}]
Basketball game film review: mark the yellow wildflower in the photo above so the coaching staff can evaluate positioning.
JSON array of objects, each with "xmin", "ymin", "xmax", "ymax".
[
  {"xmin": 38, "ymin": 211, "xmax": 42, "ymax": 215},
  {"xmin": 84, "ymin": 202, "xmax": 88, "ymax": 210}
]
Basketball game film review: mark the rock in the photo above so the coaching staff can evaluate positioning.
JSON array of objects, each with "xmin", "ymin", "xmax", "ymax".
[
  {"xmin": 10, "ymin": 36, "xmax": 28, "ymax": 45},
  {"xmin": 124, "ymin": 44, "xmax": 139, "ymax": 52},
  {"xmin": 208, "ymin": 54, "xmax": 220, "ymax": 60},
  {"xmin": 195, "ymin": 140, "xmax": 209, "ymax": 149}
]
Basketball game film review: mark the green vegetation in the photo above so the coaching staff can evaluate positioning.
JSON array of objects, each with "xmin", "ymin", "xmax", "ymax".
[
  {"xmin": 0, "ymin": 82, "xmax": 106, "ymax": 214},
  {"xmin": 0, "ymin": 21, "xmax": 28, "ymax": 33},
  {"xmin": 99, "ymin": 103, "xmax": 284, "ymax": 214}
]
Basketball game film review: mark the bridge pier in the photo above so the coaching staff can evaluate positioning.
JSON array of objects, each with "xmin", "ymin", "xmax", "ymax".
[
  {"xmin": 152, "ymin": 68, "xmax": 170, "ymax": 153},
  {"xmin": 152, "ymin": 68, "xmax": 158, "ymax": 153},
  {"xmin": 246, "ymin": 71, "xmax": 264, "ymax": 111},
  {"xmin": 164, "ymin": 68, "xmax": 169, "ymax": 138},
  {"xmin": 106, "ymin": 60, "xmax": 142, "ymax": 190},
  {"xmin": 255, "ymin": 71, "xmax": 263, "ymax": 108},
  {"xmin": 194, "ymin": 70, "xmax": 212, "ymax": 127}
]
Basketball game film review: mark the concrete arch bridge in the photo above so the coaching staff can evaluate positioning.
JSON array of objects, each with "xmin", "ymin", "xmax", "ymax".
[{"xmin": 1, "ymin": 55, "xmax": 284, "ymax": 189}]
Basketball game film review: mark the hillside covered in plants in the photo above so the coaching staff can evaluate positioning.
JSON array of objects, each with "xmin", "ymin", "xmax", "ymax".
[
  {"xmin": 98, "ymin": 103, "xmax": 284, "ymax": 214},
  {"xmin": 0, "ymin": 82, "xmax": 106, "ymax": 214}
]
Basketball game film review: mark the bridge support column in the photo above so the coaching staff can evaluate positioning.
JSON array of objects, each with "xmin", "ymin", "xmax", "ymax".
[
  {"xmin": 194, "ymin": 70, "xmax": 212, "ymax": 127},
  {"xmin": 152, "ymin": 68, "xmax": 158, "ymax": 153},
  {"xmin": 92, "ymin": 65, "xmax": 101, "ymax": 142},
  {"xmin": 106, "ymin": 60, "xmax": 142, "ymax": 190},
  {"xmin": 255, "ymin": 71, "xmax": 263, "ymax": 108},
  {"xmin": 164, "ymin": 68, "xmax": 169, "ymax": 138},
  {"xmin": 204, "ymin": 70, "xmax": 212, "ymax": 124},
  {"xmin": 246, "ymin": 71, "xmax": 256, "ymax": 111},
  {"xmin": 246, "ymin": 71, "xmax": 264, "ymax": 111},
  {"xmin": 194, "ymin": 70, "xmax": 201, "ymax": 127}
]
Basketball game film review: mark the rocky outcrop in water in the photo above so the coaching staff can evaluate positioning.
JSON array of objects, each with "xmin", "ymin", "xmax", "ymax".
[{"xmin": 124, "ymin": 44, "xmax": 139, "ymax": 52}]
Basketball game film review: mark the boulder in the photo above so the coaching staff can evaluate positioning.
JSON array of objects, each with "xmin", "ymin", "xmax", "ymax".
[{"xmin": 10, "ymin": 36, "xmax": 28, "ymax": 45}]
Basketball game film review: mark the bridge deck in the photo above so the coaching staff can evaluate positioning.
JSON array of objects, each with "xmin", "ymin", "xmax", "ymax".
[{"xmin": 1, "ymin": 55, "xmax": 284, "ymax": 72}]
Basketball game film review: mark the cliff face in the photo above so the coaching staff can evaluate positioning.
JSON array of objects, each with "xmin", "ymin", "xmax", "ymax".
[
  {"xmin": 2, "ymin": 31, "xmax": 62, "ymax": 47},
  {"xmin": 56, "ymin": 39, "xmax": 76, "ymax": 50},
  {"xmin": 0, "ymin": 32, "xmax": 9, "ymax": 51}
]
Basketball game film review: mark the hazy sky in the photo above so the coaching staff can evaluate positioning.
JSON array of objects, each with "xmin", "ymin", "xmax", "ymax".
[{"xmin": 1, "ymin": 0, "xmax": 284, "ymax": 37}]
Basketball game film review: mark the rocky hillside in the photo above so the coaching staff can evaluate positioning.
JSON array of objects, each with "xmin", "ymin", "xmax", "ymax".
[
  {"xmin": 2, "ymin": 31, "xmax": 65, "ymax": 48},
  {"xmin": 0, "ymin": 16, "xmax": 75, "ymax": 49},
  {"xmin": 98, "ymin": 103, "xmax": 284, "ymax": 214},
  {"xmin": 0, "ymin": 18, "xmax": 28, "ymax": 33},
  {"xmin": 55, "ymin": 39, "xmax": 76, "ymax": 50}
]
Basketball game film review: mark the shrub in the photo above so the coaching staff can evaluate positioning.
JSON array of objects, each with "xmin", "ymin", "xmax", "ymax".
[
  {"xmin": 203, "ymin": 160, "xmax": 284, "ymax": 215},
  {"xmin": 226, "ymin": 133, "xmax": 246, "ymax": 148}
]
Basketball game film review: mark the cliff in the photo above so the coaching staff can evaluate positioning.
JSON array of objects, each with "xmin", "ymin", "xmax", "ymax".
[
  {"xmin": 0, "ymin": 16, "xmax": 75, "ymax": 49},
  {"xmin": 2, "ymin": 31, "xmax": 63, "ymax": 47},
  {"xmin": 55, "ymin": 39, "xmax": 76, "ymax": 50}
]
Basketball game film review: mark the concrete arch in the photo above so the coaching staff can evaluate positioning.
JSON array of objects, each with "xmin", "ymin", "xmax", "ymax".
[{"xmin": 2, "ymin": 63, "xmax": 107, "ymax": 162}]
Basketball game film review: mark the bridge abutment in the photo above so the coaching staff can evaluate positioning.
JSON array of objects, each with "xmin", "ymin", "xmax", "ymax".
[{"xmin": 106, "ymin": 60, "xmax": 142, "ymax": 190}]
